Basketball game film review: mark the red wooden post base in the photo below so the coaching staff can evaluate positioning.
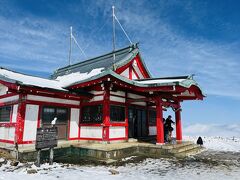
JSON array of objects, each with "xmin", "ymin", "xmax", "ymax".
[
  {"xmin": 175, "ymin": 102, "xmax": 182, "ymax": 141},
  {"xmin": 155, "ymin": 98, "xmax": 164, "ymax": 144}
]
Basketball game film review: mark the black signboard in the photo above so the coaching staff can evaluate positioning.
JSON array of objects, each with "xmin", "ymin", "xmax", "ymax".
[{"xmin": 35, "ymin": 127, "xmax": 58, "ymax": 150}]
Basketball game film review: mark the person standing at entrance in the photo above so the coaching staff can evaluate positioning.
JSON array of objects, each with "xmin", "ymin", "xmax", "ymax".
[{"xmin": 165, "ymin": 115, "xmax": 175, "ymax": 142}]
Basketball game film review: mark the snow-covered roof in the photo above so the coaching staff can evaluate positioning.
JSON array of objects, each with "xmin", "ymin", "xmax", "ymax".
[
  {"xmin": 0, "ymin": 67, "xmax": 104, "ymax": 91},
  {"xmin": 0, "ymin": 67, "xmax": 203, "ymax": 100},
  {"xmin": 51, "ymin": 43, "xmax": 151, "ymax": 79},
  {"xmin": 0, "ymin": 68, "xmax": 64, "ymax": 91},
  {"xmin": 56, "ymin": 68, "xmax": 104, "ymax": 87}
]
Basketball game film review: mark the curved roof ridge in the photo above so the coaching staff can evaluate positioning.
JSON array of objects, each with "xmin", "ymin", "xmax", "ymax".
[{"xmin": 52, "ymin": 43, "xmax": 139, "ymax": 78}]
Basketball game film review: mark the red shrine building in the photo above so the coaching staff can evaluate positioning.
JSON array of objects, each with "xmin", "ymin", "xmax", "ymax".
[{"xmin": 0, "ymin": 44, "xmax": 204, "ymax": 146}]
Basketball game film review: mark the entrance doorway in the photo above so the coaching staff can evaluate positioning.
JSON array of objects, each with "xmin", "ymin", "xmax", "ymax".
[
  {"xmin": 128, "ymin": 107, "xmax": 148, "ymax": 138},
  {"xmin": 41, "ymin": 106, "xmax": 69, "ymax": 140}
]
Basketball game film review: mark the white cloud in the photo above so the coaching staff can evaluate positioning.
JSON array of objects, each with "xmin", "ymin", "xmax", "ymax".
[{"xmin": 184, "ymin": 123, "xmax": 240, "ymax": 137}]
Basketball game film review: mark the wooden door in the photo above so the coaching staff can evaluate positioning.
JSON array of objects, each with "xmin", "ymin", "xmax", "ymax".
[{"xmin": 42, "ymin": 107, "xmax": 69, "ymax": 140}]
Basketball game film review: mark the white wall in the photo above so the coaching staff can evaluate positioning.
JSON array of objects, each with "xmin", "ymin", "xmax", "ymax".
[
  {"xmin": 23, "ymin": 104, "xmax": 39, "ymax": 141},
  {"xmin": 89, "ymin": 90, "xmax": 103, "ymax": 95},
  {"xmin": 0, "ymin": 84, "xmax": 8, "ymax": 95},
  {"xmin": 89, "ymin": 95, "xmax": 103, "ymax": 102},
  {"xmin": 127, "ymin": 93, "xmax": 145, "ymax": 99},
  {"xmin": 127, "ymin": 93, "xmax": 146, "ymax": 106},
  {"xmin": 0, "ymin": 95, "xmax": 19, "ymax": 103},
  {"xmin": 11, "ymin": 104, "xmax": 18, "ymax": 123},
  {"xmin": 149, "ymin": 126, "xmax": 157, "ymax": 136},
  {"xmin": 132, "ymin": 72, "xmax": 138, "ymax": 80},
  {"xmin": 133, "ymin": 64, "xmax": 144, "ymax": 79},
  {"xmin": 69, "ymin": 108, "xmax": 80, "ymax": 138},
  {"xmin": 109, "ymin": 126, "xmax": 126, "ymax": 139},
  {"xmin": 0, "ymin": 103, "xmax": 18, "ymax": 142},
  {"xmin": 27, "ymin": 95, "xmax": 80, "ymax": 105},
  {"xmin": 120, "ymin": 68, "xmax": 129, "ymax": 78},
  {"xmin": 0, "ymin": 127, "xmax": 5, "ymax": 140},
  {"xmin": 0, "ymin": 127, "xmax": 15, "ymax": 141},
  {"xmin": 80, "ymin": 126, "xmax": 103, "ymax": 139},
  {"xmin": 110, "ymin": 96, "xmax": 125, "ymax": 103},
  {"xmin": 110, "ymin": 91, "xmax": 125, "ymax": 97}
]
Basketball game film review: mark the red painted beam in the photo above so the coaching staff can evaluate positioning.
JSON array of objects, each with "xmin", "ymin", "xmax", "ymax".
[
  {"xmin": 0, "ymin": 80, "xmax": 18, "ymax": 90},
  {"xmin": 17, "ymin": 86, "xmax": 91, "ymax": 100}
]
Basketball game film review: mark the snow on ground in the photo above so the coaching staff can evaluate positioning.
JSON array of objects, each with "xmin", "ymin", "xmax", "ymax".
[
  {"xmin": 1, "ymin": 133, "xmax": 240, "ymax": 179},
  {"xmin": 0, "ymin": 157, "xmax": 240, "ymax": 180},
  {"xmin": 184, "ymin": 136, "xmax": 240, "ymax": 152},
  {"xmin": 183, "ymin": 123, "xmax": 240, "ymax": 152}
]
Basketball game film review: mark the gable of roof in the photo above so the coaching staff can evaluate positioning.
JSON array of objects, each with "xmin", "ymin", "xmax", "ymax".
[{"xmin": 51, "ymin": 43, "xmax": 151, "ymax": 79}]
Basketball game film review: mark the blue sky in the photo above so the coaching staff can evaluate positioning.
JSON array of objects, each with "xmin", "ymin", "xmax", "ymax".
[{"xmin": 0, "ymin": 0, "xmax": 240, "ymax": 126}]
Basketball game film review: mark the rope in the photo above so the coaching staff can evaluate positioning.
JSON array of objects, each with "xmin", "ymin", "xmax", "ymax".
[
  {"xmin": 114, "ymin": 14, "xmax": 133, "ymax": 44},
  {"xmin": 71, "ymin": 34, "xmax": 87, "ymax": 58}
]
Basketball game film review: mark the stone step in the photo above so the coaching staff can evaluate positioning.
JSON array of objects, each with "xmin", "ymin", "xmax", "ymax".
[
  {"xmin": 170, "ymin": 144, "xmax": 199, "ymax": 154},
  {"xmin": 162, "ymin": 141, "xmax": 193, "ymax": 150},
  {"xmin": 174, "ymin": 146, "xmax": 205, "ymax": 158}
]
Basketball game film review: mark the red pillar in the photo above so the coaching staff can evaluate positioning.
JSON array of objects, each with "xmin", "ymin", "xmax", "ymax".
[
  {"xmin": 15, "ymin": 94, "xmax": 26, "ymax": 144},
  {"xmin": 102, "ymin": 83, "xmax": 110, "ymax": 142},
  {"xmin": 155, "ymin": 98, "xmax": 164, "ymax": 144},
  {"xmin": 175, "ymin": 102, "xmax": 182, "ymax": 141}
]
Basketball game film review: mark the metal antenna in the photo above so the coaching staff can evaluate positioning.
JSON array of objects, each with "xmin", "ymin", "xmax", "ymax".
[
  {"xmin": 68, "ymin": 26, "xmax": 72, "ymax": 66},
  {"xmin": 112, "ymin": 6, "xmax": 116, "ymax": 69}
]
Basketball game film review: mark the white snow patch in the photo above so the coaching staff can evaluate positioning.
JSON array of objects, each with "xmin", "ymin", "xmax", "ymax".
[
  {"xmin": 184, "ymin": 136, "xmax": 240, "ymax": 152},
  {"xmin": 0, "ymin": 68, "xmax": 104, "ymax": 90},
  {"xmin": 56, "ymin": 68, "xmax": 104, "ymax": 87},
  {"xmin": 0, "ymin": 68, "xmax": 64, "ymax": 90},
  {"xmin": 0, "ymin": 158, "xmax": 239, "ymax": 180},
  {"xmin": 183, "ymin": 123, "xmax": 240, "ymax": 152}
]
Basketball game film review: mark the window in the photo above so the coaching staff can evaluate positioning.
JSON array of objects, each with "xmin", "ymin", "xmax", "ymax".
[
  {"xmin": 0, "ymin": 106, "xmax": 12, "ymax": 122},
  {"xmin": 110, "ymin": 105, "xmax": 125, "ymax": 122},
  {"xmin": 82, "ymin": 105, "xmax": 103, "ymax": 123},
  {"xmin": 149, "ymin": 110, "xmax": 156, "ymax": 126},
  {"xmin": 42, "ymin": 106, "xmax": 68, "ymax": 124}
]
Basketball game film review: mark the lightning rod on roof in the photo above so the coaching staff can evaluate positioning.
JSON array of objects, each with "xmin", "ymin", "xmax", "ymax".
[
  {"xmin": 68, "ymin": 26, "xmax": 73, "ymax": 66},
  {"xmin": 112, "ymin": 6, "xmax": 116, "ymax": 70},
  {"xmin": 112, "ymin": 6, "xmax": 133, "ymax": 70},
  {"xmin": 68, "ymin": 26, "xmax": 87, "ymax": 66}
]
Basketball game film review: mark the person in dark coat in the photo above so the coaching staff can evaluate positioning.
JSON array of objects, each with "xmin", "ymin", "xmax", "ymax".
[
  {"xmin": 197, "ymin": 136, "xmax": 203, "ymax": 146},
  {"xmin": 165, "ymin": 115, "xmax": 175, "ymax": 142},
  {"xmin": 163, "ymin": 118, "xmax": 168, "ymax": 141}
]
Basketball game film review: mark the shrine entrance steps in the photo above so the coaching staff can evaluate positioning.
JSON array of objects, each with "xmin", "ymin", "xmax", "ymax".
[{"xmin": 0, "ymin": 140, "xmax": 205, "ymax": 164}]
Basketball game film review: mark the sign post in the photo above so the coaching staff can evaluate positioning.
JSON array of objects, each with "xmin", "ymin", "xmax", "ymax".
[{"xmin": 35, "ymin": 127, "xmax": 58, "ymax": 167}]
